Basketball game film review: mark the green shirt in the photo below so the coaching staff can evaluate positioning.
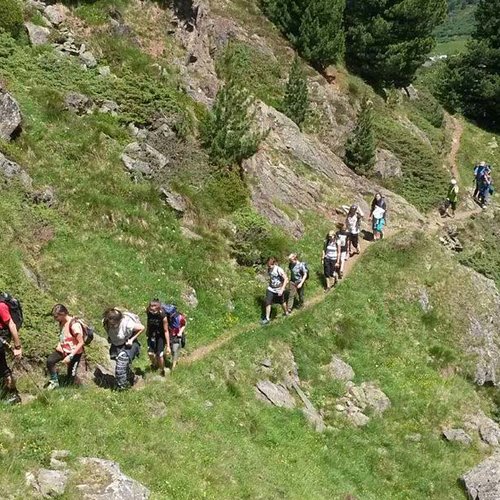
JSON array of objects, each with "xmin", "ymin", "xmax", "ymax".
[{"xmin": 447, "ymin": 185, "xmax": 459, "ymax": 202}]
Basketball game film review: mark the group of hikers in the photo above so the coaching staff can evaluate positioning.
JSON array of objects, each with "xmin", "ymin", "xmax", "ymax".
[
  {"xmin": 0, "ymin": 297, "xmax": 187, "ymax": 404},
  {"xmin": 261, "ymin": 194, "xmax": 387, "ymax": 324},
  {"xmin": 443, "ymin": 161, "xmax": 494, "ymax": 217}
]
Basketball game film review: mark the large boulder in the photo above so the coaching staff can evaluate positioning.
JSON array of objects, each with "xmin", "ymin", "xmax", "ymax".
[
  {"xmin": 26, "ymin": 468, "xmax": 69, "ymax": 497},
  {"xmin": 0, "ymin": 90, "xmax": 22, "ymax": 140},
  {"xmin": 462, "ymin": 453, "xmax": 500, "ymax": 499},
  {"xmin": 24, "ymin": 22, "xmax": 51, "ymax": 46},
  {"xmin": 326, "ymin": 355, "xmax": 355, "ymax": 381},
  {"xmin": 43, "ymin": 4, "xmax": 69, "ymax": 26}
]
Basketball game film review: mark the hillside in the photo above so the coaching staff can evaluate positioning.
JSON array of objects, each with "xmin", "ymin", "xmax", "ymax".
[{"xmin": 1, "ymin": 0, "xmax": 500, "ymax": 498}]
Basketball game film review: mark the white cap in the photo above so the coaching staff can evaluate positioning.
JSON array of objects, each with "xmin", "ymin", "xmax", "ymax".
[{"xmin": 451, "ymin": 179, "xmax": 457, "ymax": 185}]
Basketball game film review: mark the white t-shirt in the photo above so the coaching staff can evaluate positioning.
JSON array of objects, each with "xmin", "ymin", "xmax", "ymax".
[
  {"xmin": 267, "ymin": 265, "xmax": 286, "ymax": 293},
  {"xmin": 107, "ymin": 313, "xmax": 143, "ymax": 346},
  {"xmin": 346, "ymin": 214, "xmax": 360, "ymax": 234}
]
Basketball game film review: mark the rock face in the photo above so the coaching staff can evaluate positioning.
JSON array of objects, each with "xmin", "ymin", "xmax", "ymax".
[
  {"xmin": 26, "ymin": 469, "xmax": 69, "ymax": 497},
  {"xmin": 327, "ymin": 356, "xmax": 355, "ymax": 381},
  {"xmin": 76, "ymin": 457, "xmax": 150, "ymax": 499},
  {"xmin": 0, "ymin": 90, "xmax": 22, "ymax": 140},
  {"xmin": 256, "ymin": 380, "xmax": 295, "ymax": 409},
  {"xmin": 465, "ymin": 411, "xmax": 500, "ymax": 446},
  {"xmin": 462, "ymin": 453, "xmax": 500, "ymax": 500},
  {"xmin": 43, "ymin": 4, "xmax": 69, "ymax": 26},
  {"xmin": 374, "ymin": 148, "xmax": 403, "ymax": 179},
  {"xmin": 25, "ymin": 22, "xmax": 51, "ymax": 46}
]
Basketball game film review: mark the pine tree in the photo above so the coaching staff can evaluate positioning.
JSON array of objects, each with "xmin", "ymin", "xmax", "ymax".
[
  {"xmin": 282, "ymin": 56, "xmax": 309, "ymax": 128},
  {"xmin": 474, "ymin": 0, "xmax": 500, "ymax": 48},
  {"xmin": 344, "ymin": 97, "xmax": 376, "ymax": 175},
  {"xmin": 202, "ymin": 79, "xmax": 263, "ymax": 169},
  {"xmin": 345, "ymin": 0, "xmax": 447, "ymax": 87}
]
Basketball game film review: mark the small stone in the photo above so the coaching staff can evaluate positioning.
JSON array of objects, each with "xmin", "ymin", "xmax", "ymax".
[
  {"xmin": 160, "ymin": 188, "xmax": 187, "ymax": 214},
  {"xmin": 98, "ymin": 65, "xmax": 111, "ymax": 77},
  {"xmin": 443, "ymin": 428, "xmax": 472, "ymax": 446},
  {"xmin": 204, "ymin": 400, "xmax": 214, "ymax": 409},
  {"xmin": 182, "ymin": 286, "xmax": 198, "ymax": 309},
  {"xmin": 24, "ymin": 22, "xmax": 50, "ymax": 46},
  {"xmin": 335, "ymin": 404, "xmax": 346, "ymax": 412},
  {"xmin": 346, "ymin": 409, "xmax": 370, "ymax": 427},
  {"xmin": 327, "ymin": 356, "xmax": 355, "ymax": 381},
  {"xmin": 79, "ymin": 51, "xmax": 97, "ymax": 68},
  {"xmin": 260, "ymin": 359, "xmax": 272, "ymax": 368}
]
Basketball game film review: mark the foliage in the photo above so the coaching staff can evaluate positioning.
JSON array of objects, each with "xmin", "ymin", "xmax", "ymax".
[
  {"xmin": 437, "ymin": 0, "xmax": 500, "ymax": 130},
  {"xmin": 201, "ymin": 79, "xmax": 263, "ymax": 169},
  {"xmin": 0, "ymin": 0, "xmax": 23, "ymax": 38},
  {"xmin": 262, "ymin": 0, "xmax": 345, "ymax": 69},
  {"xmin": 344, "ymin": 96, "xmax": 376, "ymax": 175},
  {"xmin": 282, "ymin": 56, "xmax": 308, "ymax": 128},
  {"xmin": 231, "ymin": 207, "xmax": 289, "ymax": 266},
  {"xmin": 344, "ymin": 0, "xmax": 447, "ymax": 87}
]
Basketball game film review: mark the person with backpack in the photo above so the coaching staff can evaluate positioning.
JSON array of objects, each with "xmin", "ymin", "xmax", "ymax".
[
  {"xmin": 335, "ymin": 222, "xmax": 349, "ymax": 279},
  {"xmin": 46, "ymin": 304, "xmax": 85, "ymax": 390},
  {"xmin": 261, "ymin": 257, "xmax": 289, "ymax": 325},
  {"xmin": 473, "ymin": 161, "xmax": 488, "ymax": 200},
  {"xmin": 146, "ymin": 299, "xmax": 170, "ymax": 376},
  {"xmin": 443, "ymin": 179, "xmax": 459, "ymax": 217},
  {"xmin": 478, "ymin": 168, "xmax": 493, "ymax": 208},
  {"xmin": 322, "ymin": 231, "xmax": 340, "ymax": 291},
  {"xmin": 102, "ymin": 308, "xmax": 145, "ymax": 390},
  {"xmin": 287, "ymin": 253, "xmax": 308, "ymax": 312},
  {"xmin": 163, "ymin": 304, "xmax": 186, "ymax": 370},
  {"xmin": 369, "ymin": 193, "xmax": 387, "ymax": 240},
  {"xmin": 0, "ymin": 293, "xmax": 23, "ymax": 404},
  {"xmin": 346, "ymin": 205, "xmax": 364, "ymax": 256}
]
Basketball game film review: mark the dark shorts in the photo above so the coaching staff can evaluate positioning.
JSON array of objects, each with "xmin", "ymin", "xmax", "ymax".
[
  {"xmin": 265, "ymin": 289, "xmax": 285, "ymax": 306},
  {"xmin": 147, "ymin": 335, "xmax": 166, "ymax": 357},
  {"xmin": 348, "ymin": 232, "xmax": 359, "ymax": 249},
  {"xmin": 446, "ymin": 199, "xmax": 457, "ymax": 211},
  {"xmin": 323, "ymin": 258, "xmax": 338, "ymax": 278},
  {"xmin": 0, "ymin": 342, "xmax": 12, "ymax": 379}
]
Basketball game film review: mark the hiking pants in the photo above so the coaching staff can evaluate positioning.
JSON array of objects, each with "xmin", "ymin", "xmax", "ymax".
[
  {"xmin": 287, "ymin": 283, "xmax": 305, "ymax": 311},
  {"xmin": 110, "ymin": 342, "xmax": 140, "ymax": 390},
  {"xmin": 323, "ymin": 258, "xmax": 337, "ymax": 278},
  {"xmin": 46, "ymin": 351, "xmax": 82, "ymax": 381},
  {"xmin": 0, "ymin": 341, "xmax": 12, "ymax": 379}
]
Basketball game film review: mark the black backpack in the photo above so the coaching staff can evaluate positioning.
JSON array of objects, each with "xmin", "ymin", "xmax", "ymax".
[{"xmin": 0, "ymin": 292, "xmax": 23, "ymax": 331}]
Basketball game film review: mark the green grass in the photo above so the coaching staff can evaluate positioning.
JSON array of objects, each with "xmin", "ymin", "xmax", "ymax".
[
  {"xmin": 0, "ymin": 232, "xmax": 494, "ymax": 498},
  {"xmin": 432, "ymin": 37, "xmax": 469, "ymax": 56}
]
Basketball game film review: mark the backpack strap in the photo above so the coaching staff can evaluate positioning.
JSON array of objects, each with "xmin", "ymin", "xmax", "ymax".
[{"xmin": 69, "ymin": 317, "xmax": 84, "ymax": 338}]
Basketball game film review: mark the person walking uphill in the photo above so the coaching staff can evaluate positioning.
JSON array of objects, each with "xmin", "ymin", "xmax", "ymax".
[
  {"xmin": 262, "ymin": 257, "xmax": 288, "ymax": 325},
  {"xmin": 369, "ymin": 193, "xmax": 387, "ymax": 240},
  {"xmin": 443, "ymin": 179, "xmax": 459, "ymax": 217},
  {"xmin": 346, "ymin": 205, "xmax": 364, "ymax": 256},
  {"xmin": 287, "ymin": 254, "xmax": 308, "ymax": 312},
  {"xmin": 163, "ymin": 304, "xmax": 186, "ymax": 371},
  {"xmin": 46, "ymin": 304, "xmax": 84, "ymax": 390},
  {"xmin": 146, "ymin": 300, "xmax": 170, "ymax": 376},
  {"xmin": 322, "ymin": 231, "xmax": 340, "ymax": 291},
  {"xmin": 0, "ymin": 293, "xmax": 23, "ymax": 404},
  {"xmin": 102, "ymin": 308, "xmax": 144, "ymax": 390}
]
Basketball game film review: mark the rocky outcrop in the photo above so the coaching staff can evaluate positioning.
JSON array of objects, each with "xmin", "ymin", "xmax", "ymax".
[
  {"xmin": 64, "ymin": 92, "xmax": 93, "ymax": 115},
  {"xmin": 26, "ymin": 468, "xmax": 69, "ymax": 497},
  {"xmin": 0, "ymin": 89, "xmax": 22, "ymax": 140},
  {"xmin": 256, "ymin": 380, "xmax": 295, "ymax": 409},
  {"xmin": 43, "ymin": 4, "xmax": 69, "ymax": 26},
  {"xmin": 326, "ymin": 356, "xmax": 355, "ymax": 381},
  {"xmin": 443, "ymin": 428, "xmax": 472, "ymax": 446},
  {"xmin": 462, "ymin": 453, "xmax": 500, "ymax": 499},
  {"xmin": 374, "ymin": 148, "xmax": 403, "ymax": 179},
  {"xmin": 465, "ymin": 412, "xmax": 500, "ymax": 446}
]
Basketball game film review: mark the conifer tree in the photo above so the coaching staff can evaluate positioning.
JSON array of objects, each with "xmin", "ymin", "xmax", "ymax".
[
  {"xmin": 202, "ymin": 79, "xmax": 263, "ymax": 169},
  {"xmin": 282, "ymin": 56, "xmax": 308, "ymax": 128},
  {"xmin": 344, "ymin": 97, "xmax": 376, "ymax": 175},
  {"xmin": 345, "ymin": 0, "xmax": 447, "ymax": 87}
]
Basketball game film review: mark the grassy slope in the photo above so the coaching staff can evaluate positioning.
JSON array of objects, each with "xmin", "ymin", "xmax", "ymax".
[{"xmin": 0, "ymin": 233, "xmax": 493, "ymax": 498}]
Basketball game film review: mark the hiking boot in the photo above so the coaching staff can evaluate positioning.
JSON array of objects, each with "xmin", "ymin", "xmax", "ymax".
[
  {"xmin": 261, "ymin": 318, "xmax": 270, "ymax": 325},
  {"xmin": 160, "ymin": 369, "xmax": 166, "ymax": 377},
  {"xmin": 5, "ymin": 392, "xmax": 21, "ymax": 405},
  {"xmin": 46, "ymin": 379, "xmax": 59, "ymax": 391},
  {"xmin": 284, "ymin": 311, "xmax": 290, "ymax": 317}
]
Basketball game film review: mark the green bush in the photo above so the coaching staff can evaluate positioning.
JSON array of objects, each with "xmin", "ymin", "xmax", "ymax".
[{"xmin": 0, "ymin": 0, "xmax": 23, "ymax": 38}]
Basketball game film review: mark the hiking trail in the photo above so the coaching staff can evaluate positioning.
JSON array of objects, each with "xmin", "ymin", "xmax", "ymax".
[{"xmin": 184, "ymin": 115, "xmax": 479, "ymax": 366}]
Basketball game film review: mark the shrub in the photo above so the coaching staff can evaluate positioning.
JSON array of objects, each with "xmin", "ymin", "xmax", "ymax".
[
  {"xmin": 0, "ymin": 0, "xmax": 23, "ymax": 38},
  {"xmin": 282, "ymin": 56, "xmax": 308, "ymax": 129}
]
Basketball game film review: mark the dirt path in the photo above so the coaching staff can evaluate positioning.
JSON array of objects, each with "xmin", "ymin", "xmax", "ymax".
[{"xmin": 185, "ymin": 115, "xmax": 473, "ymax": 366}]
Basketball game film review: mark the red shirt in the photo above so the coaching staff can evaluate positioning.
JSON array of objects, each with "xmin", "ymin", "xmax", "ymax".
[
  {"xmin": 0, "ymin": 302, "xmax": 11, "ymax": 330},
  {"xmin": 169, "ymin": 314, "xmax": 186, "ymax": 337}
]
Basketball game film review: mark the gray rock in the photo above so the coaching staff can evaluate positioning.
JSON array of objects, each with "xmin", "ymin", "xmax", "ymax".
[
  {"xmin": 374, "ymin": 148, "xmax": 403, "ymax": 179},
  {"xmin": 0, "ymin": 152, "xmax": 33, "ymax": 189},
  {"xmin": 99, "ymin": 100, "xmax": 119, "ymax": 115},
  {"xmin": 31, "ymin": 186, "xmax": 56, "ymax": 207},
  {"xmin": 80, "ymin": 51, "xmax": 97, "ymax": 68},
  {"xmin": 98, "ymin": 66, "xmax": 111, "ymax": 77},
  {"xmin": 0, "ymin": 90, "xmax": 22, "ymax": 140},
  {"xmin": 419, "ymin": 288, "xmax": 432, "ymax": 313},
  {"xmin": 50, "ymin": 449, "xmax": 70, "ymax": 470},
  {"xmin": 64, "ymin": 92, "xmax": 93, "ymax": 115},
  {"xmin": 24, "ymin": 22, "xmax": 50, "ymax": 46},
  {"xmin": 291, "ymin": 381, "xmax": 326, "ymax": 432},
  {"xmin": 121, "ymin": 142, "xmax": 167, "ymax": 178},
  {"xmin": 402, "ymin": 84, "xmax": 419, "ymax": 100},
  {"xmin": 260, "ymin": 359, "xmax": 272, "ymax": 368},
  {"xmin": 26, "ymin": 0, "xmax": 47, "ymax": 12},
  {"xmin": 327, "ymin": 356, "xmax": 355, "ymax": 381},
  {"xmin": 27, "ymin": 468, "xmax": 69, "ymax": 497},
  {"xmin": 21, "ymin": 264, "xmax": 49, "ymax": 292},
  {"xmin": 76, "ymin": 457, "xmax": 150, "ymax": 499},
  {"xmin": 43, "ymin": 4, "xmax": 68, "ymax": 25},
  {"xmin": 346, "ymin": 408, "xmax": 370, "ymax": 427},
  {"xmin": 159, "ymin": 188, "xmax": 187, "ymax": 214},
  {"xmin": 255, "ymin": 380, "xmax": 295, "ymax": 409},
  {"xmin": 443, "ymin": 428, "xmax": 472, "ymax": 446},
  {"xmin": 361, "ymin": 382, "xmax": 391, "ymax": 415},
  {"xmin": 466, "ymin": 412, "xmax": 500, "ymax": 446},
  {"xmin": 182, "ymin": 287, "xmax": 198, "ymax": 308},
  {"xmin": 462, "ymin": 453, "xmax": 500, "ymax": 500}
]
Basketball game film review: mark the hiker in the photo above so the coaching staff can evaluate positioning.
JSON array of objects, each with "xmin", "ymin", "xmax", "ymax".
[
  {"xmin": 369, "ymin": 193, "xmax": 387, "ymax": 240},
  {"xmin": 478, "ymin": 168, "xmax": 492, "ymax": 208},
  {"xmin": 102, "ymin": 308, "xmax": 145, "ymax": 390},
  {"xmin": 262, "ymin": 257, "xmax": 289, "ymax": 325},
  {"xmin": 346, "ymin": 205, "xmax": 364, "ymax": 256},
  {"xmin": 473, "ymin": 161, "xmax": 488, "ymax": 200},
  {"xmin": 0, "ymin": 294, "xmax": 22, "ymax": 404},
  {"xmin": 335, "ymin": 222, "xmax": 349, "ymax": 279},
  {"xmin": 322, "ymin": 231, "xmax": 340, "ymax": 290},
  {"xmin": 163, "ymin": 304, "xmax": 186, "ymax": 370},
  {"xmin": 443, "ymin": 178, "xmax": 459, "ymax": 217},
  {"xmin": 287, "ymin": 253, "xmax": 308, "ymax": 312},
  {"xmin": 46, "ymin": 304, "xmax": 85, "ymax": 390},
  {"xmin": 146, "ymin": 300, "xmax": 170, "ymax": 376}
]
